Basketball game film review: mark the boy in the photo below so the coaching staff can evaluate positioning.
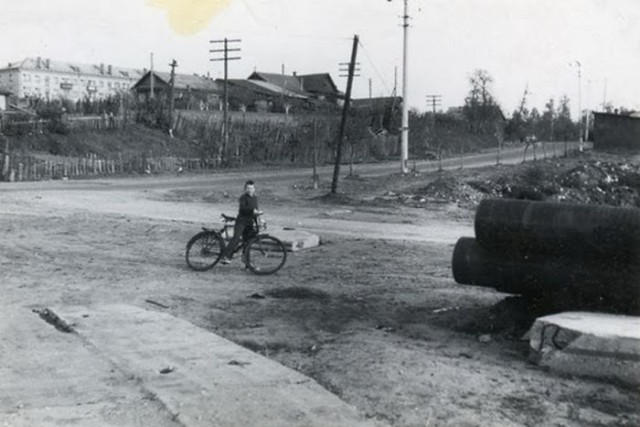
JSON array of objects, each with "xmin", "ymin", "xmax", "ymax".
[{"xmin": 221, "ymin": 180, "xmax": 262, "ymax": 263}]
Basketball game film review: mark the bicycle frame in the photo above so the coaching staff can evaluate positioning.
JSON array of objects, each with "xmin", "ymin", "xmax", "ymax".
[{"xmin": 218, "ymin": 216, "xmax": 264, "ymax": 256}]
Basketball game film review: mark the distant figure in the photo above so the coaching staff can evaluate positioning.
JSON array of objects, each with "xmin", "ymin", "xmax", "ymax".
[{"xmin": 523, "ymin": 135, "xmax": 546, "ymax": 162}]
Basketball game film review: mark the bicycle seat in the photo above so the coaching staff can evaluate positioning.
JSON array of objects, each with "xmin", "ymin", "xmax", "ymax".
[{"xmin": 221, "ymin": 214, "xmax": 236, "ymax": 223}]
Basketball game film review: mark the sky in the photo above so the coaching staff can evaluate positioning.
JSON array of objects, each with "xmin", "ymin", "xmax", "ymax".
[{"xmin": 1, "ymin": 0, "xmax": 639, "ymax": 117}]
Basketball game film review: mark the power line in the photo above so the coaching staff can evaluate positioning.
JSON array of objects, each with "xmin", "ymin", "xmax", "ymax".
[
  {"xmin": 357, "ymin": 40, "xmax": 392, "ymax": 96},
  {"xmin": 210, "ymin": 38, "xmax": 242, "ymax": 162}
]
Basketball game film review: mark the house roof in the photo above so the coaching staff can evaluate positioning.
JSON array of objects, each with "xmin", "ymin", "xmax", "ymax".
[
  {"xmin": 247, "ymin": 71, "xmax": 306, "ymax": 95},
  {"xmin": 2, "ymin": 57, "xmax": 145, "ymax": 80},
  {"xmin": 133, "ymin": 71, "xmax": 220, "ymax": 92},
  {"xmin": 224, "ymin": 79, "xmax": 309, "ymax": 101},
  {"xmin": 297, "ymin": 73, "xmax": 341, "ymax": 96}
]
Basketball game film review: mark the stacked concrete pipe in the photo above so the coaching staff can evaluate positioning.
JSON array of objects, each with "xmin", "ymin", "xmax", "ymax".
[{"xmin": 452, "ymin": 199, "xmax": 640, "ymax": 313}]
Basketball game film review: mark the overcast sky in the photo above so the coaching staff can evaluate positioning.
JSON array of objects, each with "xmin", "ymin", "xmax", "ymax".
[{"xmin": 2, "ymin": 0, "xmax": 638, "ymax": 117}]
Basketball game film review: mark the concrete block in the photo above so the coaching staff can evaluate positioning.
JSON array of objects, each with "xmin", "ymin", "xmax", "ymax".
[
  {"xmin": 271, "ymin": 228, "xmax": 320, "ymax": 252},
  {"xmin": 528, "ymin": 312, "xmax": 640, "ymax": 386},
  {"xmin": 52, "ymin": 305, "xmax": 381, "ymax": 427}
]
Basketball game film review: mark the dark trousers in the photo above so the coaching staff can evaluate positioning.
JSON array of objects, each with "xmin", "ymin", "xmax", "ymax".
[{"xmin": 223, "ymin": 217, "xmax": 252, "ymax": 259}]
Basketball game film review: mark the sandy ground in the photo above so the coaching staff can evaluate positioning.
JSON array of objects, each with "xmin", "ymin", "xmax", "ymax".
[{"xmin": 1, "ymin": 170, "xmax": 639, "ymax": 427}]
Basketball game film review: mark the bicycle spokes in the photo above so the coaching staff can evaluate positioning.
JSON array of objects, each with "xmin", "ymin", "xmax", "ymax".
[{"xmin": 245, "ymin": 236, "xmax": 287, "ymax": 275}]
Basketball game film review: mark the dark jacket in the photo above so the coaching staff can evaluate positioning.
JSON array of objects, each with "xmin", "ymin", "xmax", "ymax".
[{"xmin": 238, "ymin": 193, "xmax": 258, "ymax": 219}]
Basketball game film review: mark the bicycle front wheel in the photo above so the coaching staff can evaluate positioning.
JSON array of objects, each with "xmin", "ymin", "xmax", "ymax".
[
  {"xmin": 185, "ymin": 231, "xmax": 224, "ymax": 271},
  {"xmin": 245, "ymin": 235, "xmax": 287, "ymax": 275}
]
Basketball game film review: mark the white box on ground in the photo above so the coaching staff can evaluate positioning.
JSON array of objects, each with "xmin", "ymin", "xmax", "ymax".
[{"xmin": 528, "ymin": 311, "xmax": 640, "ymax": 386}]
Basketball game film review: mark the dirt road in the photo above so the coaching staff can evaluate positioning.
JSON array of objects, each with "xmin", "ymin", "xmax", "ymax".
[{"xmin": 1, "ymin": 164, "xmax": 638, "ymax": 427}]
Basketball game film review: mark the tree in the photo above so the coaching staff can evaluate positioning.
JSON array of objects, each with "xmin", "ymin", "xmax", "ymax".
[
  {"xmin": 463, "ymin": 69, "xmax": 499, "ymax": 134},
  {"xmin": 553, "ymin": 95, "xmax": 579, "ymax": 155},
  {"xmin": 529, "ymin": 107, "xmax": 541, "ymax": 138},
  {"xmin": 540, "ymin": 98, "xmax": 555, "ymax": 141}
]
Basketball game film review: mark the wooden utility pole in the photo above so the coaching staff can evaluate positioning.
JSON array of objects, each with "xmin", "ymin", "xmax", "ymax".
[
  {"xmin": 150, "ymin": 53, "xmax": 155, "ymax": 99},
  {"xmin": 168, "ymin": 59, "xmax": 177, "ymax": 135},
  {"xmin": 331, "ymin": 34, "xmax": 359, "ymax": 194},
  {"xmin": 210, "ymin": 38, "xmax": 241, "ymax": 162},
  {"xmin": 312, "ymin": 119, "xmax": 319, "ymax": 189},
  {"xmin": 426, "ymin": 94, "xmax": 442, "ymax": 169}
]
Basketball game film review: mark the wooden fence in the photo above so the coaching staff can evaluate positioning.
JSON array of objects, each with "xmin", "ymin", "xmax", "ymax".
[
  {"xmin": 172, "ymin": 112, "xmax": 400, "ymax": 166},
  {"xmin": 1, "ymin": 152, "xmax": 218, "ymax": 182},
  {"xmin": 0, "ymin": 114, "xmax": 129, "ymax": 135}
]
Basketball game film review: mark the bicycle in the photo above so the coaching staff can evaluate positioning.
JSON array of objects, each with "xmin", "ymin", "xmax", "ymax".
[{"xmin": 185, "ymin": 213, "xmax": 287, "ymax": 275}]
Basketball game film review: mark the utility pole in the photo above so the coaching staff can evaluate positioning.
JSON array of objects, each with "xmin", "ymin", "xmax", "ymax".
[
  {"xmin": 150, "ymin": 52, "xmax": 155, "ymax": 99},
  {"xmin": 585, "ymin": 79, "xmax": 591, "ymax": 142},
  {"xmin": 210, "ymin": 38, "xmax": 241, "ymax": 163},
  {"xmin": 426, "ymin": 94, "xmax": 441, "ymax": 115},
  {"xmin": 572, "ymin": 60, "xmax": 583, "ymax": 151},
  {"xmin": 426, "ymin": 94, "xmax": 442, "ymax": 167},
  {"xmin": 168, "ymin": 59, "xmax": 177, "ymax": 135},
  {"xmin": 388, "ymin": 0, "xmax": 411, "ymax": 173},
  {"xmin": 338, "ymin": 54, "xmax": 361, "ymax": 179},
  {"xmin": 331, "ymin": 34, "xmax": 359, "ymax": 194}
]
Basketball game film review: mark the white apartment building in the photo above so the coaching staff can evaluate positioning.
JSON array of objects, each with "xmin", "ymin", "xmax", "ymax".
[{"xmin": 0, "ymin": 57, "xmax": 145, "ymax": 102}]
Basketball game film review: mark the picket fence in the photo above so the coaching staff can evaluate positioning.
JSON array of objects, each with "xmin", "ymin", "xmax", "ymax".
[{"xmin": 2, "ymin": 153, "xmax": 217, "ymax": 182}]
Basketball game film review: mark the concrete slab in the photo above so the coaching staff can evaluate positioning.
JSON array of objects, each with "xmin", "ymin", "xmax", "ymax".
[
  {"xmin": 271, "ymin": 228, "xmax": 320, "ymax": 252},
  {"xmin": 0, "ymin": 307, "xmax": 180, "ymax": 427},
  {"xmin": 528, "ymin": 311, "xmax": 640, "ymax": 386},
  {"xmin": 53, "ymin": 304, "xmax": 382, "ymax": 427}
]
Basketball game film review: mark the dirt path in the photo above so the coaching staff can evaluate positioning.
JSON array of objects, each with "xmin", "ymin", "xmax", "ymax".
[{"xmin": 1, "ymin": 174, "xmax": 638, "ymax": 427}]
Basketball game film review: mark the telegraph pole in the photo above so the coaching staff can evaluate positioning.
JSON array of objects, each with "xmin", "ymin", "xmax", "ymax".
[
  {"xmin": 572, "ymin": 60, "xmax": 583, "ymax": 151},
  {"xmin": 150, "ymin": 52, "xmax": 155, "ymax": 99},
  {"xmin": 210, "ymin": 38, "xmax": 241, "ymax": 162},
  {"xmin": 401, "ymin": 0, "xmax": 410, "ymax": 173},
  {"xmin": 331, "ymin": 34, "xmax": 359, "ymax": 194},
  {"xmin": 168, "ymin": 59, "xmax": 177, "ymax": 135},
  {"xmin": 426, "ymin": 94, "xmax": 441, "ymax": 115},
  {"xmin": 426, "ymin": 94, "xmax": 442, "ymax": 168},
  {"xmin": 388, "ymin": 0, "xmax": 411, "ymax": 173}
]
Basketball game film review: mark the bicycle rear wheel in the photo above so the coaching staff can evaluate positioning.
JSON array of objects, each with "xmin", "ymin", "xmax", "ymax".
[
  {"xmin": 185, "ymin": 231, "xmax": 224, "ymax": 271},
  {"xmin": 245, "ymin": 235, "xmax": 287, "ymax": 275}
]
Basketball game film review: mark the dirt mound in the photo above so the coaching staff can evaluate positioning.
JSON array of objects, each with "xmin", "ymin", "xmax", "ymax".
[
  {"xmin": 553, "ymin": 161, "xmax": 640, "ymax": 206},
  {"xmin": 368, "ymin": 153, "xmax": 640, "ymax": 209},
  {"xmin": 417, "ymin": 174, "xmax": 484, "ymax": 205}
]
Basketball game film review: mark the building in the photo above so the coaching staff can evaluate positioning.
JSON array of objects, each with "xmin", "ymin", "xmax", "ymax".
[
  {"xmin": 0, "ymin": 89, "xmax": 10, "ymax": 111},
  {"xmin": 0, "ymin": 57, "xmax": 145, "ymax": 101},
  {"xmin": 296, "ymin": 73, "xmax": 343, "ymax": 103},
  {"xmin": 351, "ymin": 96, "xmax": 402, "ymax": 134},
  {"xmin": 593, "ymin": 112, "xmax": 640, "ymax": 150},
  {"xmin": 248, "ymin": 71, "xmax": 342, "ymax": 103},
  {"xmin": 247, "ymin": 71, "xmax": 307, "ymax": 96},
  {"xmin": 132, "ymin": 71, "xmax": 221, "ymax": 109},
  {"xmin": 223, "ymin": 78, "xmax": 310, "ymax": 112}
]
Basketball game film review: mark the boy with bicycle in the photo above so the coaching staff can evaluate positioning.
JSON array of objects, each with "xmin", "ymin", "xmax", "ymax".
[{"xmin": 221, "ymin": 180, "xmax": 262, "ymax": 264}]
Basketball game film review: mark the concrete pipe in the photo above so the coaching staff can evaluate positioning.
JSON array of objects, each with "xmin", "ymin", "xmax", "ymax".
[
  {"xmin": 451, "ymin": 237, "xmax": 640, "ymax": 299},
  {"xmin": 474, "ymin": 199, "xmax": 640, "ymax": 260}
]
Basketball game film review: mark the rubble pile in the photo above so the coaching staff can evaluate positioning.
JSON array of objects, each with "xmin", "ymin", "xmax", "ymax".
[
  {"xmin": 370, "ymin": 154, "xmax": 640, "ymax": 209},
  {"xmin": 419, "ymin": 175, "xmax": 483, "ymax": 204},
  {"xmin": 426, "ymin": 159, "xmax": 640, "ymax": 208},
  {"xmin": 552, "ymin": 161, "xmax": 640, "ymax": 207}
]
